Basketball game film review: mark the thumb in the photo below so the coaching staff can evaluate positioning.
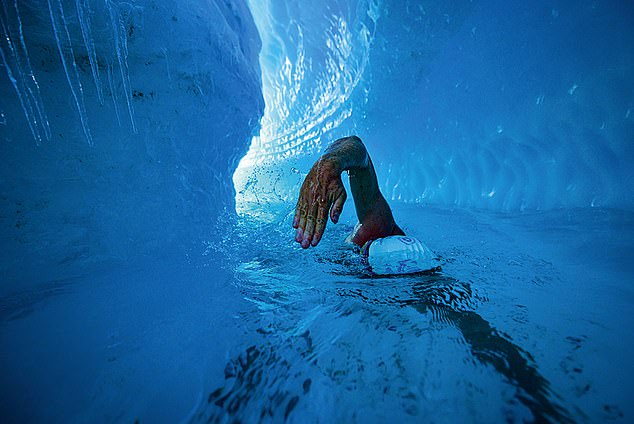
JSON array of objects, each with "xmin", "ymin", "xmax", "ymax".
[{"xmin": 330, "ymin": 190, "xmax": 347, "ymax": 223}]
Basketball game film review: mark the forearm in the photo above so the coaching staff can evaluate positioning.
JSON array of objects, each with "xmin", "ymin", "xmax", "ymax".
[
  {"xmin": 321, "ymin": 135, "xmax": 370, "ymax": 173},
  {"xmin": 293, "ymin": 135, "xmax": 403, "ymax": 248},
  {"xmin": 320, "ymin": 136, "xmax": 385, "ymax": 223}
]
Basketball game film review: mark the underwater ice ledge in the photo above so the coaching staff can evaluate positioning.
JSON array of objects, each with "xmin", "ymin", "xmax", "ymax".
[{"xmin": 0, "ymin": 0, "xmax": 265, "ymax": 277}]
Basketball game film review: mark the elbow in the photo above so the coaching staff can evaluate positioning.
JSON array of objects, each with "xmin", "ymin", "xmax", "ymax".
[{"xmin": 347, "ymin": 135, "xmax": 363, "ymax": 144}]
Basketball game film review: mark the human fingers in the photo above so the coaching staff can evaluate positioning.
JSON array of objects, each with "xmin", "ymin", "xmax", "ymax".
[
  {"xmin": 301, "ymin": 201, "xmax": 319, "ymax": 248},
  {"xmin": 311, "ymin": 202, "xmax": 330, "ymax": 246},
  {"xmin": 293, "ymin": 199, "xmax": 300, "ymax": 228},
  {"xmin": 294, "ymin": 176, "xmax": 312, "ymax": 229},
  {"xmin": 295, "ymin": 199, "xmax": 308, "ymax": 242},
  {"xmin": 294, "ymin": 173, "xmax": 315, "ymax": 234},
  {"xmin": 293, "ymin": 206, "xmax": 300, "ymax": 228},
  {"xmin": 330, "ymin": 189, "xmax": 347, "ymax": 223}
]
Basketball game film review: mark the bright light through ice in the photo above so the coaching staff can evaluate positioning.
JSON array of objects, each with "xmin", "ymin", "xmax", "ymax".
[{"xmin": 233, "ymin": 0, "xmax": 378, "ymax": 213}]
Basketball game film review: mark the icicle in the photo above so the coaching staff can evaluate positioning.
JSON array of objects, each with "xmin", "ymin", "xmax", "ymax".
[
  {"xmin": 13, "ymin": 0, "xmax": 52, "ymax": 142},
  {"xmin": 47, "ymin": 0, "xmax": 93, "ymax": 145},
  {"xmin": 106, "ymin": 62, "xmax": 121, "ymax": 127},
  {"xmin": 75, "ymin": 0, "xmax": 104, "ymax": 105},
  {"xmin": 161, "ymin": 47, "xmax": 171, "ymax": 82},
  {"xmin": 0, "ymin": 0, "xmax": 51, "ymax": 144},
  {"xmin": 106, "ymin": 0, "xmax": 137, "ymax": 133}
]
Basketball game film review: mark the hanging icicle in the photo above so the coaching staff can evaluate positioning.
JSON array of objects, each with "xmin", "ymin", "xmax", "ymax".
[
  {"xmin": 0, "ymin": 0, "xmax": 51, "ymax": 144},
  {"xmin": 47, "ymin": 0, "xmax": 94, "ymax": 145},
  {"xmin": 106, "ymin": 0, "xmax": 137, "ymax": 134},
  {"xmin": 75, "ymin": 0, "xmax": 104, "ymax": 105}
]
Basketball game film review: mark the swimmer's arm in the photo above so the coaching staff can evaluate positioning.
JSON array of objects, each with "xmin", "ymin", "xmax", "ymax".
[{"xmin": 293, "ymin": 135, "xmax": 403, "ymax": 249}]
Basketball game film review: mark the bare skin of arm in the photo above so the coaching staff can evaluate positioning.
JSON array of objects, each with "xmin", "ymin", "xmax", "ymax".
[{"xmin": 292, "ymin": 135, "xmax": 404, "ymax": 249}]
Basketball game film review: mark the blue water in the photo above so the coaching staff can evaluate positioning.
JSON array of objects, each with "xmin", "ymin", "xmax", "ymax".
[
  {"xmin": 195, "ymin": 204, "xmax": 634, "ymax": 423},
  {"xmin": 2, "ymin": 204, "xmax": 632, "ymax": 422},
  {"xmin": 1, "ymin": 0, "xmax": 633, "ymax": 422}
]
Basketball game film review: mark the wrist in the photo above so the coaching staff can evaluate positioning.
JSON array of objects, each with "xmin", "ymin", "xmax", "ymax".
[{"xmin": 319, "ymin": 154, "xmax": 344, "ymax": 175}]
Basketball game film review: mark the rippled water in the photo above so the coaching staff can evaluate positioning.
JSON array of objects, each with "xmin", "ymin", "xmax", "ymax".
[
  {"xmin": 190, "ymin": 204, "xmax": 633, "ymax": 423},
  {"xmin": 1, "ymin": 203, "xmax": 632, "ymax": 422}
]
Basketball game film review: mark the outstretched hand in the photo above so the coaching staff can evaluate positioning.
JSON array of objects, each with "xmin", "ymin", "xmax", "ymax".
[{"xmin": 293, "ymin": 158, "xmax": 347, "ymax": 248}]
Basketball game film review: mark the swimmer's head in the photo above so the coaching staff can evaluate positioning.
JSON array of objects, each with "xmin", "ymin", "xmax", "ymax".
[{"xmin": 364, "ymin": 235, "xmax": 440, "ymax": 275}]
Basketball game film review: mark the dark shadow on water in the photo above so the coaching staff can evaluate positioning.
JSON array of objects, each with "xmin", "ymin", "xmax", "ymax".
[
  {"xmin": 196, "ymin": 262, "xmax": 576, "ymax": 423},
  {"xmin": 0, "ymin": 278, "xmax": 75, "ymax": 323},
  {"xmin": 404, "ymin": 272, "xmax": 575, "ymax": 424}
]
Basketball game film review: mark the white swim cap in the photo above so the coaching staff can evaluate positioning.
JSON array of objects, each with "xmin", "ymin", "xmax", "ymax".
[{"xmin": 363, "ymin": 235, "xmax": 439, "ymax": 275}]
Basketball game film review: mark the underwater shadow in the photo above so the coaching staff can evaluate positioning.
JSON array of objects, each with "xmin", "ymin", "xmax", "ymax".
[
  {"xmin": 398, "ymin": 271, "xmax": 575, "ymax": 424},
  {"xmin": 194, "ymin": 236, "xmax": 576, "ymax": 423}
]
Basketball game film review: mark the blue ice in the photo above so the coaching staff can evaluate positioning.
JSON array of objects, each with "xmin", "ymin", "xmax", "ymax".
[{"xmin": 1, "ymin": 0, "xmax": 633, "ymax": 422}]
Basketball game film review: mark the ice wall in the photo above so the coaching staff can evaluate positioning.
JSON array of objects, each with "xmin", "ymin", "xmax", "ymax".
[
  {"xmin": 2, "ymin": 0, "xmax": 633, "ymax": 278},
  {"xmin": 235, "ymin": 0, "xmax": 634, "ymax": 212},
  {"xmin": 1, "ymin": 0, "xmax": 263, "ymax": 276},
  {"xmin": 234, "ymin": 0, "xmax": 380, "ymax": 211}
]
